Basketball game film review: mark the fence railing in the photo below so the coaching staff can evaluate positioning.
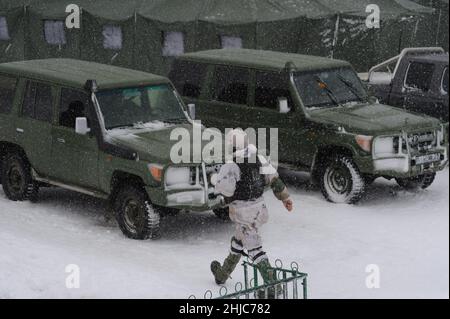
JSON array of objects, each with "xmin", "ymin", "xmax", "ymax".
[{"xmin": 190, "ymin": 259, "xmax": 308, "ymax": 300}]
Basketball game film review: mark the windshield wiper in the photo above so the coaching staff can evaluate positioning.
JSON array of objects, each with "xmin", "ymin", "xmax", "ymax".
[
  {"xmin": 336, "ymin": 74, "xmax": 365, "ymax": 102},
  {"xmin": 315, "ymin": 76, "xmax": 340, "ymax": 107}
]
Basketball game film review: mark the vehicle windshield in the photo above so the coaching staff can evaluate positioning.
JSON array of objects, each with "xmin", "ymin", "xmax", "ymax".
[
  {"xmin": 96, "ymin": 84, "xmax": 187, "ymax": 130},
  {"xmin": 294, "ymin": 68, "xmax": 368, "ymax": 109}
]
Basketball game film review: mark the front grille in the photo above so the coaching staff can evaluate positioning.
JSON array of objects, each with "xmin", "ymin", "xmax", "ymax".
[{"xmin": 407, "ymin": 131, "xmax": 437, "ymax": 153}]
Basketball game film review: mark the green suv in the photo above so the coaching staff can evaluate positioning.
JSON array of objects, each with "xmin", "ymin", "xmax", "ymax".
[
  {"xmin": 0, "ymin": 59, "xmax": 222, "ymax": 239},
  {"xmin": 170, "ymin": 49, "xmax": 449, "ymax": 204}
]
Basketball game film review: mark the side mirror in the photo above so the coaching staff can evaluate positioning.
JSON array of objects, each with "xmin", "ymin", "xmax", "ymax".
[
  {"xmin": 368, "ymin": 72, "xmax": 392, "ymax": 85},
  {"xmin": 75, "ymin": 117, "xmax": 91, "ymax": 135},
  {"xmin": 278, "ymin": 98, "xmax": 291, "ymax": 114},
  {"xmin": 368, "ymin": 95, "xmax": 378, "ymax": 104},
  {"xmin": 188, "ymin": 103, "xmax": 196, "ymax": 120}
]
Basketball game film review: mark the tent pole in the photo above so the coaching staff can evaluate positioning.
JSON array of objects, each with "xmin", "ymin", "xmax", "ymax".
[
  {"xmin": 133, "ymin": 11, "xmax": 137, "ymax": 69},
  {"xmin": 435, "ymin": 9, "xmax": 442, "ymax": 46},
  {"xmin": 331, "ymin": 14, "xmax": 340, "ymax": 59},
  {"xmin": 79, "ymin": 7, "xmax": 83, "ymax": 60}
]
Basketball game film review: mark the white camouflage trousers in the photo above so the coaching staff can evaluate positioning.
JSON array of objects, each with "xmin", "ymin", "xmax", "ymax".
[{"xmin": 229, "ymin": 197, "xmax": 269, "ymax": 264}]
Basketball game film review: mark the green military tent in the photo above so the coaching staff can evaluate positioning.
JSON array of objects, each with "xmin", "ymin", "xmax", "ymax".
[
  {"xmin": 410, "ymin": 0, "xmax": 449, "ymax": 50},
  {"xmin": 0, "ymin": 0, "xmax": 28, "ymax": 63},
  {"xmin": 0, "ymin": 0, "xmax": 444, "ymax": 73}
]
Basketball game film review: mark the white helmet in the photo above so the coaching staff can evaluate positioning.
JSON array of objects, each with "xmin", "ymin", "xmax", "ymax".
[{"xmin": 225, "ymin": 128, "xmax": 248, "ymax": 154}]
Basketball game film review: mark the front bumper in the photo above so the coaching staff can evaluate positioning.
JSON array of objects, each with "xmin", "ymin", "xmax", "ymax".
[
  {"xmin": 144, "ymin": 163, "xmax": 223, "ymax": 211},
  {"xmin": 356, "ymin": 144, "xmax": 448, "ymax": 178}
]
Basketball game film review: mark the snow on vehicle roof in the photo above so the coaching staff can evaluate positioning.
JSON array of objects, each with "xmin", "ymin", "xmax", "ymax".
[
  {"xmin": 179, "ymin": 49, "xmax": 350, "ymax": 72},
  {"xmin": 0, "ymin": 58, "xmax": 170, "ymax": 90}
]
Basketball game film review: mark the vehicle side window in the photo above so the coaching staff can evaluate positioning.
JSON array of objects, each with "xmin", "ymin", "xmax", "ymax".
[
  {"xmin": 169, "ymin": 61, "xmax": 207, "ymax": 98},
  {"xmin": 405, "ymin": 62, "xmax": 435, "ymax": 92},
  {"xmin": 212, "ymin": 66, "xmax": 249, "ymax": 105},
  {"xmin": 59, "ymin": 88, "xmax": 90, "ymax": 129},
  {"xmin": 22, "ymin": 81, "xmax": 53, "ymax": 122},
  {"xmin": 0, "ymin": 74, "xmax": 17, "ymax": 114},
  {"xmin": 441, "ymin": 67, "xmax": 448, "ymax": 95},
  {"xmin": 255, "ymin": 71, "xmax": 293, "ymax": 110}
]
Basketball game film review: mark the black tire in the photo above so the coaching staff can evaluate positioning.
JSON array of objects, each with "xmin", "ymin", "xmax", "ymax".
[
  {"xmin": 213, "ymin": 207, "xmax": 230, "ymax": 221},
  {"xmin": 320, "ymin": 155, "xmax": 367, "ymax": 204},
  {"xmin": 1, "ymin": 153, "xmax": 39, "ymax": 201},
  {"xmin": 396, "ymin": 173, "xmax": 436, "ymax": 190},
  {"xmin": 114, "ymin": 184, "xmax": 161, "ymax": 240}
]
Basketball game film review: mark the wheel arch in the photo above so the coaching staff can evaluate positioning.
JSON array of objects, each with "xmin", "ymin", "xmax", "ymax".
[
  {"xmin": 109, "ymin": 170, "xmax": 146, "ymax": 202},
  {"xmin": 310, "ymin": 145, "xmax": 355, "ymax": 184},
  {"xmin": 0, "ymin": 141, "xmax": 28, "ymax": 160},
  {"xmin": 0, "ymin": 142, "xmax": 29, "ymax": 184}
]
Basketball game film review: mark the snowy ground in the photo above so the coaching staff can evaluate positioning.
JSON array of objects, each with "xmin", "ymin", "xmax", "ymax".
[{"xmin": 0, "ymin": 169, "xmax": 448, "ymax": 299}]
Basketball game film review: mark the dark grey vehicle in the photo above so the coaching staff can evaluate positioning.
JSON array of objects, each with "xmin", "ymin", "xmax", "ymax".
[{"xmin": 365, "ymin": 48, "xmax": 449, "ymax": 123}]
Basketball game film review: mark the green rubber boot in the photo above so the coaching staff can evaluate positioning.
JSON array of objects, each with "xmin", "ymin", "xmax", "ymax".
[
  {"xmin": 211, "ymin": 253, "xmax": 241, "ymax": 285},
  {"xmin": 256, "ymin": 259, "xmax": 274, "ymax": 284},
  {"xmin": 256, "ymin": 259, "xmax": 282, "ymax": 299}
]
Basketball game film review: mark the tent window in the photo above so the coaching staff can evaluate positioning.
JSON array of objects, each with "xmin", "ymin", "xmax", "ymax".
[
  {"xmin": 103, "ymin": 25, "xmax": 123, "ymax": 50},
  {"xmin": 221, "ymin": 36, "xmax": 242, "ymax": 49},
  {"xmin": 162, "ymin": 31, "xmax": 184, "ymax": 57},
  {"xmin": 0, "ymin": 16, "xmax": 10, "ymax": 41},
  {"xmin": 44, "ymin": 20, "xmax": 66, "ymax": 45}
]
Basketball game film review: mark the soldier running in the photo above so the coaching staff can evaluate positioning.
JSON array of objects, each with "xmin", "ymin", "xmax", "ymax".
[{"xmin": 210, "ymin": 129, "xmax": 293, "ymax": 291}]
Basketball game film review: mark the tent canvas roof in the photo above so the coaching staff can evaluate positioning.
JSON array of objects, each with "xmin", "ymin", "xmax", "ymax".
[{"xmin": 1, "ymin": 0, "xmax": 435, "ymax": 21}]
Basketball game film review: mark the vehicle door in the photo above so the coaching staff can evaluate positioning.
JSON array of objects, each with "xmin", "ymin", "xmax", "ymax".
[
  {"xmin": 14, "ymin": 79, "xmax": 54, "ymax": 177},
  {"xmin": 0, "ymin": 74, "xmax": 18, "ymax": 144},
  {"xmin": 50, "ymin": 88, "xmax": 99, "ymax": 189},
  {"xmin": 250, "ymin": 71, "xmax": 304, "ymax": 165},
  {"xmin": 403, "ymin": 61, "xmax": 440, "ymax": 117}
]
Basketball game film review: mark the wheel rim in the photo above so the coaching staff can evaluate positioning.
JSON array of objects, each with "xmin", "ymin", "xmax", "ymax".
[
  {"xmin": 7, "ymin": 163, "xmax": 25, "ymax": 194},
  {"xmin": 123, "ymin": 198, "xmax": 145, "ymax": 234},
  {"xmin": 325, "ymin": 164, "xmax": 351, "ymax": 195}
]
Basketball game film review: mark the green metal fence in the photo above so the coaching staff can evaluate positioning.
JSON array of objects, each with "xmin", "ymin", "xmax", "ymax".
[{"xmin": 192, "ymin": 260, "xmax": 308, "ymax": 300}]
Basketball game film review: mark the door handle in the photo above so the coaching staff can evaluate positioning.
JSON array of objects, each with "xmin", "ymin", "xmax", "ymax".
[
  {"xmin": 57, "ymin": 138, "xmax": 66, "ymax": 144},
  {"xmin": 16, "ymin": 128, "xmax": 24, "ymax": 133}
]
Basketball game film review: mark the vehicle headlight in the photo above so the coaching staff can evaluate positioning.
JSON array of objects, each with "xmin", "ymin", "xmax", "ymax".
[
  {"xmin": 165, "ymin": 167, "xmax": 191, "ymax": 187},
  {"xmin": 355, "ymin": 135, "xmax": 373, "ymax": 153},
  {"xmin": 373, "ymin": 136, "xmax": 396, "ymax": 156}
]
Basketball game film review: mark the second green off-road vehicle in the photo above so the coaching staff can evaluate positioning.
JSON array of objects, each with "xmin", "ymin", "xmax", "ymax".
[
  {"xmin": 0, "ymin": 59, "xmax": 223, "ymax": 239},
  {"xmin": 170, "ymin": 49, "xmax": 449, "ymax": 204}
]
